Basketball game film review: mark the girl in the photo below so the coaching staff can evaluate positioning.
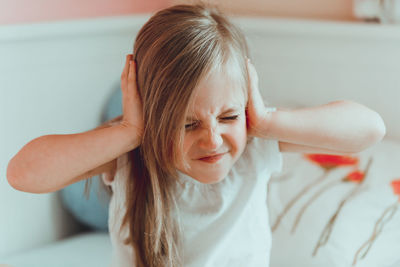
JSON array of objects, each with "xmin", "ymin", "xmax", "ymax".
[{"xmin": 7, "ymin": 4, "xmax": 386, "ymax": 267}]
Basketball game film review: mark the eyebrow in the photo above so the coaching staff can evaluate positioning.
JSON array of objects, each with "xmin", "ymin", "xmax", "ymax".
[{"xmin": 185, "ymin": 107, "xmax": 242, "ymax": 121}]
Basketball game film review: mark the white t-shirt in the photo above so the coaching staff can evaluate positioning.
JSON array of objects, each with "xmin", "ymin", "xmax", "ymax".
[{"xmin": 103, "ymin": 137, "xmax": 283, "ymax": 267}]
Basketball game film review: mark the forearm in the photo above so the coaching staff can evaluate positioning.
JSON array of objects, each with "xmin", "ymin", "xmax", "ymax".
[
  {"xmin": 7, "ymin": 123, "xmax": 139, "ymax": 193},
  {"xmin": 257, "ymin": 100, "xmax": 386, "ymax": 153}
]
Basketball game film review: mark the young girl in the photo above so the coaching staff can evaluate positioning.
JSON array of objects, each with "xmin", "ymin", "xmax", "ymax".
[{"xmin": 7, "ymin": 4, "xmax": 386, "ymax": 267}]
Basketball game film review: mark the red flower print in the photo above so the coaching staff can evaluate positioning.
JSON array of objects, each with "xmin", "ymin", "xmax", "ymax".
[
  {"xmin": 343, "ymin": 170, "xmax": 365, "ymax": 183},
  {"xmin": 391, "ymin": 179, "xmax": 400, "ymax": 196},
  {"xmin": 272, "ymin": 154, "xmax": 359, "ymax": 232},
  {"xmin": 304, "ymin": 154, "xmax": 359, "ymax": 170},
  {"xmin": 292, "ymin": 169, "xmax": 366, "ymax": 235}
]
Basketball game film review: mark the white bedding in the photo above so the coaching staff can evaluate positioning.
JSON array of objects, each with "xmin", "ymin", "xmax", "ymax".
[{"xmin": 2, "ymin": 232, "xmax": 111, "ymax": 267}]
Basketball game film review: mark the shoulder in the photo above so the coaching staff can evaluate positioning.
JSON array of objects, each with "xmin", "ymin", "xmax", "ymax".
[
  {"xmin": 101, "ymin": 152, "xmax": 130, "ymax": 187},
  {"xmin": 236, "ymin": 137, "xmax": 283, "ymax": 175}
]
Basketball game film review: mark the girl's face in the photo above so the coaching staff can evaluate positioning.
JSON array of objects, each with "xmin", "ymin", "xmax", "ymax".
[{"xmin": 176, "ymin": 65, "xmax": 248, "ymax": 184}]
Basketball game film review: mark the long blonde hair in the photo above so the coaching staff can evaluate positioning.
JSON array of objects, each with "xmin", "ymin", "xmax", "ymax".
[{"xmin": 91, "ymin": 3, "xmax": 250, "ymax": 266}]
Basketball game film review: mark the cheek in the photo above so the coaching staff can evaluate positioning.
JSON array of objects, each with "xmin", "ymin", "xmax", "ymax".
[
  {"xmin": 182, "ymin": 134, "xmax": 194, "ymax": 157},
  {"xmin": 239, "ymin": 120, "xmax": 248, "ymax": 142},
  {"xmin": 231, "ymin": 117, "xmax": 248, "ymax": 149},
  {"xmin": 175, "ymin": 135, "xmax": 193, "ymax": 172}
]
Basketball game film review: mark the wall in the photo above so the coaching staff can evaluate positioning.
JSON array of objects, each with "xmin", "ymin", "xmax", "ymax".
[
  {"xmin": 172, "ymin": 0, "xmax": 357, "ymax": 21},
  {"xmin": 0, "ymin": 14, "xmax": 151, "ymax": 257},
  {"xmin": 1, "ymin": 0, "xmax": 357, "ymax": 25},
  {"xmin": 0, "ymin": 0, "xmax": 169, "ymax": 25}
]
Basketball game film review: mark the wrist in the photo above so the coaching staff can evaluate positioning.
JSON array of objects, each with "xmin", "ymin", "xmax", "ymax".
[
  {"xmin": 249, "ymin": 107, "xmax": 276, "ymax": 139},
  {"xmin": 115, "ymin": 122, "xmax": 142, "ymax": 151}
]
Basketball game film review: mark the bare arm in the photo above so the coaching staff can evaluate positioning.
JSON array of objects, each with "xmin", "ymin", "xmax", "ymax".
[
  {"xmin": 257, "ymin": 100, "xmax": 386, "ymax": 154},
  {"xmin": 6, "ymin": 117, "xmax": 139, "ymax": 194},
  {"xmin": 245, "ymin": 60, "xmax": 386, "ymax": 154},
  {"xmin": 7, "ymin": 54, "xmax": 143, "ymax": 193}
]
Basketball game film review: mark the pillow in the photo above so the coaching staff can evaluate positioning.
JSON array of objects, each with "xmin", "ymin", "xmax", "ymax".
[
  {"xmin": 268, "ymin": 138, "xmax": 400, "ymax": 267},
  {"xmin": 60, "ymin": 178, "xmax": 111, "ymax": 231},
  {"xmin": 60, "ymin": 85, "xmax": 122, "ymax": 231}
]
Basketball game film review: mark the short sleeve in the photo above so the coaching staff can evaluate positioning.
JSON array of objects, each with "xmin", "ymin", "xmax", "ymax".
[
  {"xmin": 265, "ymin": 107, "xmax": 277, "ymax": 112},
  {"xmin": 101, "ymin": 171, "xmax": 114, "ymax": 187},
  {"xmin": 264, "ymin": 106, "xmax": 282, "ymax": 174},
  {"xmin": 234, "ymin": 106, "xmax": 282, "ymax": 177},
  {"xmin": 249, "ymin": 137, "xmax": 283, "ymax": 176},
  {"xmin": 101, "ymin": 152, "xmax": 129, "ymax": 189}
]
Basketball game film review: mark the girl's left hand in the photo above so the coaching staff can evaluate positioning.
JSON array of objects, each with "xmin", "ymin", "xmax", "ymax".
[{"xmin": 245, "ymin": 59, "xmax": 269, "ymax": 137}]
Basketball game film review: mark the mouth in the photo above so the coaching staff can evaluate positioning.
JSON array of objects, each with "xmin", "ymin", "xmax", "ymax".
[{"xmin": 197, "ymin": 152, "xmax": 226, "ymax": 163}]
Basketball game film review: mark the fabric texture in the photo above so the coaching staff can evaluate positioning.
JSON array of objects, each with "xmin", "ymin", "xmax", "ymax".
[
  {"xmin": 2, "ymin": 232, "xmax": 112, "ymax": 267},
  {"xmin": 104, "ymin": 136, "xmax": 282, "ymax": 267},
  {"xmin": 268, "ymin": 138, "xmax": 400, "ymax": 267}
]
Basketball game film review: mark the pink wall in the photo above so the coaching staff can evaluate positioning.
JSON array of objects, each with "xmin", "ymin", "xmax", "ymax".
[
  {"xmin": 173, "ymin": 0, "xmax": 356, "ymax": 21},
  {"xmin": 0, "ymin": 0, "xmax": 356, "ymax": 25},
  {"xmin": 0, "ymin": 0, "xmax": 170, "ymax": 25}
]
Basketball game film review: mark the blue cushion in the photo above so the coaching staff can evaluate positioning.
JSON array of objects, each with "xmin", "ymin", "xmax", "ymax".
[
  {"xmin": 60, "ymin": 178, "xmax": 110, "ymax": 231},
  {"xmin": 60, "ymin": 85, "xmax": 122, "ymax": 231}
]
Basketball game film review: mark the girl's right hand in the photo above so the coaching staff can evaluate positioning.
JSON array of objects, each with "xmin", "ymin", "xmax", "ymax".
[{"xmin": 120, "ymin": 54, "xmax": 144, "ymax": 142}]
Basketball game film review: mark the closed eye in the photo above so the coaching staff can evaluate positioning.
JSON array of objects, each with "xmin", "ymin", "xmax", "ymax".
[
  {"xmin": 185, "ymin": 115, "xmax": 239, "ymax": 131},
  {"xmin": 220, "ymin": 115, "xmax": 239, "ymax": 121},
  {"xmin": 185, "ymin": 121, "xmax": 199, "ymax": 130}
]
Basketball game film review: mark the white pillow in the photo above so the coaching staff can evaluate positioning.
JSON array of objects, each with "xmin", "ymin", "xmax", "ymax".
[{"xmin": 268, "ymin": 138, "xmax": 400, "ymax": 267}]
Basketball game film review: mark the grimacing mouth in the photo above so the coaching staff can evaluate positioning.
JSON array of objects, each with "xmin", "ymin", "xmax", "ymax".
[{"xmin": 196, "ymin": 151, "xmax": 228, "ymax": 160}]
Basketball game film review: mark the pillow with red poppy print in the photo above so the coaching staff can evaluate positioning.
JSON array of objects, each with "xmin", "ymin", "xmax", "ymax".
[{"xmin": 267, "ymin": 138, "xmax": 400, "ymax": 267}]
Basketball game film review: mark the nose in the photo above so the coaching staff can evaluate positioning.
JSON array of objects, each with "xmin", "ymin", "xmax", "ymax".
[{"xmin": 199, "ymin": 125, "xmax": 223, "ymax": 151}]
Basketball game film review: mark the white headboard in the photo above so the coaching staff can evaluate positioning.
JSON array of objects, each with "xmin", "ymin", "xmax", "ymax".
[
  {"xmin": 1, "ymin": 14, "xmax": 399, "ymax": 256},
  {"xmin": 234, "ymin": 17, "xmax": 400, "ymax": 141}
]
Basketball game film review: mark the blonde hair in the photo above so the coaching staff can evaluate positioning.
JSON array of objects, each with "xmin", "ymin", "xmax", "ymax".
[{"xmin": 88, "ymin": 3, "xmax": 250, "ymax": 266}]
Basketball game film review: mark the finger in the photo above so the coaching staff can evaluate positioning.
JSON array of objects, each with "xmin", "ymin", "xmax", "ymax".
[
  {"xmin": 247, "ymin": 61, "xmax": 259, "ymax": 94},
  {"xmin": 127, "ymin": 59, "xmax": 137, "ymax": 89},
  {"xmin": 121, "ymin": 55, "xmax": 131, "ymax": 78},
  {"xmin": 246, "ymin": 59, "xmax": 254, "ymax": 85},
  {"xmin": 246, "ymin": 61, "xmax": 264, "ymax": 108},
  {"xmin": 246, "ymin": 59, "xmax": 255, "ymax": 98}
]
